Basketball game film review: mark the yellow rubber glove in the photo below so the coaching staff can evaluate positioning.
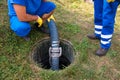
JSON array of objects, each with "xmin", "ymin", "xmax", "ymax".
[
  {"xmin": 107, "ymin": 0, "xmax": 115, "ymax": 2},
  {"xmin": 47, "ymin": 15, "xmax": 55, "ymax": 22},
  {"xmin": 36, "ymin": 16, "xmax": 43, "ymax": 27}
]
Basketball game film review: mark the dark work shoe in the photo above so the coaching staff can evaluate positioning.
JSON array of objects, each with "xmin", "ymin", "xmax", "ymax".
[
  {"xmin": 87, "ymin": 34, "xmax": 100, "ymax": 40},
  {"xmin": 23, "ymin": 36, "xmax": 30, "ymax": 41},
  {"xmin": 39, "ymin": 26, "xmax": 50, "ymax": 34},
  {"xmin": 96, "ymin": 48, "xmax": 109, "ymax": 56},
  {"xmin": 34, "ymin": 23, "xmax": 49, "ymax": 34}
]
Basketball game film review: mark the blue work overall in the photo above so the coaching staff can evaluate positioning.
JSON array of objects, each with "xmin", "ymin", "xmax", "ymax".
[{"xmin": 8, "ymin": 0, "xmax": 56, "ymax": 37}]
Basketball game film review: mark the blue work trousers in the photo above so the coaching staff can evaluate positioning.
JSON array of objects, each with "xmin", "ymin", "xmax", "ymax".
[{"xmin": 94, "ymin": 0, "xmax": 119, "ymax": 49}]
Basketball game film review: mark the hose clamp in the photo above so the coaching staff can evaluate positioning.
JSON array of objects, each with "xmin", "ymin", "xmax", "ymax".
[{"xmin": 49, "ymin": 47, "xmax": 62, "ymax": 58}]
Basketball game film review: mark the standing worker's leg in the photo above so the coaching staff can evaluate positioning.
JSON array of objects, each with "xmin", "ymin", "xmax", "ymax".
[
  {"xmin": 96, "ymin": 0, "xmax": 119, "ymax": 56},
  {"xmin": 94, "ymin": 0, "xmax": 103, "ymax": 38},
  {"xmin": 87, "ymin": 0, "xmax": 103, "ymax": 39}
]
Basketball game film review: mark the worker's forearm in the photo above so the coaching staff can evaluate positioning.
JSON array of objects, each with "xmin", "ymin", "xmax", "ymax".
[{"xmin": 18, "ymin": 14, "xmax": 38, "ymax": 22}]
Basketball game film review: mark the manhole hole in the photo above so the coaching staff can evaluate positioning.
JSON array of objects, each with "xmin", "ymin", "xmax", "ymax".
[{"xmin": 30, "ymin": 38, "xmax": 75, "ymax": 70}]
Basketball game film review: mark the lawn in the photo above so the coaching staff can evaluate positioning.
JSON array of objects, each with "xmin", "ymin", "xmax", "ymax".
[{"xmin": 0, "ymin": 0, "xmax": 120, "ymax": 80}]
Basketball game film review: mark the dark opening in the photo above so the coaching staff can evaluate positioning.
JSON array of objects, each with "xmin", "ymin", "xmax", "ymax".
[{"xmin": 30, "ymin": 38, "xmax": 75, "ymax": 70}]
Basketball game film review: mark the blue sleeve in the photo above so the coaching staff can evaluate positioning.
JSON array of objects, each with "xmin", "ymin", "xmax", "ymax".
[{"xmin": 10, "ymin": 0, "xmax": 26, "ymax": 6}]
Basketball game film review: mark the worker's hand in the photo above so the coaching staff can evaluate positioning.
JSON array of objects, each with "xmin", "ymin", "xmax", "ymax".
[
  {"xmin": 107, "ymin": 0, "xmax": 115, "ymax": 3},
  {"xmin": 36, "ymin": 16, "xmax": 43, "ymax": 27},
  {"xmin": 47, "ymin": 15, "xmax": 55, "ymax": 22}
]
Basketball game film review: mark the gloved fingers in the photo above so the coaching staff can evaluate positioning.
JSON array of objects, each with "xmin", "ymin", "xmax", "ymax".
[
  {"xmin": 47, "ymin": 15, "xmax": 55, "ymax": 22},
  {"xmin": 107, "ymin": 0, "xmax": 115, "ymax": 3},
  {"xmin": 36, "ymin": 16, "xmax": 43, "ymax": 27}
]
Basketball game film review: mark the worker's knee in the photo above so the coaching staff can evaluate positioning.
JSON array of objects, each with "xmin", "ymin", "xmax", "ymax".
[
  {"xmin": 46, "ymin": 2, "xmax": 56, "ymax": 13},
  {"xmin": 37, "ymin": 2, "xmax": 56, "ymax": 16},
  {"xmin": 10, "ymin": 17, "xmax": 31, "ymax": 37},
  {"xmin": 14, "ymin": 23, "xmax": 31, "ymax": 37},
  {"xmin": 48, "ymin": 2, "xmax": 56, "ymax": 10}
]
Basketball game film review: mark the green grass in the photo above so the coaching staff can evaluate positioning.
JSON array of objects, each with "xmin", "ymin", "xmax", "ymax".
[{"xmin": 0, "ymin": 0, "xmax": 120, "ymax": 80}]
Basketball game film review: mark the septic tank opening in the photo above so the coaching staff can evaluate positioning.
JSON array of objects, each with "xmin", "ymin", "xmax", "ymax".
[{"xmin": 30, "ymin": 38, "xmax": 75, "ymax": 70}]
